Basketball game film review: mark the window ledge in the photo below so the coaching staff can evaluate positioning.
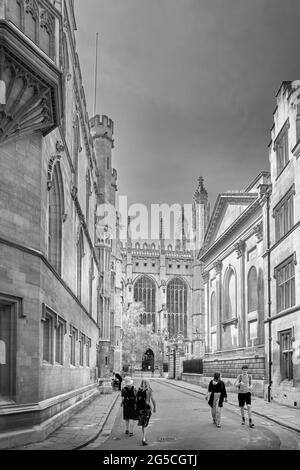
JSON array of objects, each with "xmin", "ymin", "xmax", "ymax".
[
  {"xmin": 292, "ymin": 139, "xmax": 300, "ymax": 158},
  {"xmin": 276, "ymin": 160, "xmax": 290, "ymax": 181},
  {"xmin": 222, "ymin": 317, "xmax": 238, "ymax": 330},
  {"xmin": 264, "ymin": 304, "xmax": 300, "ymax": 322}
]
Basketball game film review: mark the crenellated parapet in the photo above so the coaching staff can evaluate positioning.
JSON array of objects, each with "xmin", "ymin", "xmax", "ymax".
[{"xmin": 90, "ymin": 114, "xmax": 114, "ymax": 146}]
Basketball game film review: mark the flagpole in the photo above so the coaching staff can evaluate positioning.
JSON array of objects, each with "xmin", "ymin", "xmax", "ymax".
[{"xmin": 93, "ymin": 32, "xmax": 99, "ymax": 117}]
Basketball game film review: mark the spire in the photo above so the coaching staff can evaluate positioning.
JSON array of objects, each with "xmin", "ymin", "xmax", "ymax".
[
  {"xmin": 182, "ymin": 205, "xmax": 186, "ymax": 251},
  {"xmin": 159, "ymin": 216, "xmax": 165, "ymax": 251},
  {"xmin": 127, "ymin": 216, "xmax": 132, "ymax": 249},
  {"xmin": 194, "ymin": 175, "xmax": 208, "ymax": 203}
]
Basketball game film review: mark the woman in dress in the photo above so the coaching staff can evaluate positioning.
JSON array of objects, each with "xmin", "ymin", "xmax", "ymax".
[
  {"xmin": 136, "ymin": 379, "xmax": 156, "ymax": 445},
  {"xmin": 121, "ymin": 376, "xmax": 137, "ymax": 436},
  {"xmin": 205, "ymin": 372, "xmax": 227, "ymax": 428}
]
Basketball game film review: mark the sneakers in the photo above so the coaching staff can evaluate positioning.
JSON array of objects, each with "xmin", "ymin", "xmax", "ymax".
[
  {"xmin": 142, "ymin": 440, "xmax": 148, "ymax": 445},
  {"xmin": 216, "ymin": 424, "xmax": 221, "ymax": 428},
  {"xmin": 129, "ymin": 432, "xmax": 134, "ymax": 436},
  {"xmin": 249, "ymin": 420, "xmax": 255, "ymax": 428},
  {"xmin": 125, "ymin": 430, "xmax": 129, "ymax": 434},
  {"xmin": 241, "ymin": 417, "xmax": 245, "ymax": 425}
]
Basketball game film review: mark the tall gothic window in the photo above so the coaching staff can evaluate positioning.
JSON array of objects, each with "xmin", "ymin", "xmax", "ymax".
[
  {"xmin": 274, "ymin": 187, "xmax": 294, "ymax": 242},
  {"xmin": 275, "ymin": 123, "xmax": 289, "ymax": 176},
  {"xmin": 86, "ymin": 170, "xmax": 91, "ymax": 227},
  {"xmin": 134, "ymin": 276, "xmax": 156, "ymax": 329},
  {"xmin": 248, "ymin": 267, "xmax": 258, "ymax": 313},
  {"xmin": 210, "ymin": 292, "xmax": 217, "ymax": 326},
  {"xmin": 166, "ymin": 278, "xmax": 187, "ymax": 337},
  {"xmin": 7, "ymin": 1, "xmax": 22, "ymax": 29},
  {"xmin": 224, "ymin": 267, "xmax": 236, "ymax": 320},
  {"xmin": 73, "ymin": 115, "xmax": 80, "ymax": 186},
  {"xmin": 247, "ymin": 266, "xmax": 258, "ymax": 343},
  {"xmin": 48, "ymin": 163, "xmax": 64, "ymax": 275},
  {"xmin": 89, "ymin": 258, "xmax": 94, "ymax": 315},
  {"xmin": 77, "ymin": 228, "xmax": 84, "ymax": 302}
]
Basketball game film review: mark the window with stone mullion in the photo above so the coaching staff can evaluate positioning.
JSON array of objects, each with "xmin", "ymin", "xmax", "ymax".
[
  {"xmin": 280, "ymin": 330, "xmax": 293, "ymax": 380},
  {"xmin": 277, "ymin": 260, "xmax": 295, "ymax": 312}
]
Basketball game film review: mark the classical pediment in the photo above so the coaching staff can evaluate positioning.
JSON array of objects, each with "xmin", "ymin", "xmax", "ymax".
[{"xmin": 202, "ymin": 192, "xmax": 258, "ymax": 251}]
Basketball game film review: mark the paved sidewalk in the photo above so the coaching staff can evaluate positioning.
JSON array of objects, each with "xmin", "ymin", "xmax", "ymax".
[
  {"xmin": 162, "ymin": 378, "xmax": 300, "ymax": 434},
  {"xmin": 12, "ymin": 390, "xmax": 120, "ymax": 450}
]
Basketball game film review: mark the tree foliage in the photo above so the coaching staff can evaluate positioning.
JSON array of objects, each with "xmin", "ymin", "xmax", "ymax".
[{"xmin": 122, "ymin": 302, "xmax": 164, "ymax": 369}]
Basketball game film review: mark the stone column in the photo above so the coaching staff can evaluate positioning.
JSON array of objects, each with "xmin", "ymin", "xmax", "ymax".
[
  {"xmin": 202, "ymin": 270, "xmax": 209, "ymax": 352},
  {"xmin": 234, "ymin": 240, "xmax": 246, "ymax": 347},
  {"xmin": 213, "ymin": 260, "xmax": 222, "ymax": 351}
]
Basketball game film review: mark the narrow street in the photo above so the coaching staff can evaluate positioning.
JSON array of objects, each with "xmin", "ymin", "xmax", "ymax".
[{"xmin": 83, "ymin": 379, "xmax": 300, "ymax": 451}]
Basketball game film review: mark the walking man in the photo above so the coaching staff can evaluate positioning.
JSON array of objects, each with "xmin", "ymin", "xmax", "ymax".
[
  {"xmin": 206, "ymin": 372, "xmax": 227, "ymax": 428},
  {"xmin": 234, "ymin": 365, "xmax": 254, "ymax": 428}
]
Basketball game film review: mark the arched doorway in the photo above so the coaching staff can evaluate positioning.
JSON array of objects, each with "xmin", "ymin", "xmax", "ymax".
[{"xmin": 142, "ymin": 349, "xmax": 154, "ymax": 371}]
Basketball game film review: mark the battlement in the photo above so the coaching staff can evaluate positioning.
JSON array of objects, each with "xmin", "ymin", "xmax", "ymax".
[{"xmin": 89, "ymin": 114, "xmax": 114, "ymax": 140}]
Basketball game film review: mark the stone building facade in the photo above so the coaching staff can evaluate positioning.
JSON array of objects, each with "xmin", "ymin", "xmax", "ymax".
[
  {"xmin": 262, "ymin": 81, "xmax": 300, "ymax": 407},
  {"xmin": 199, "ymin": 173, "xmax": 270, "ymax": 396},
  {"xmin": 121, "ymin": 177, "xmax": 210, "ymax": 377},
  {"xmin": 0, "ymin": 0, "xmax": 121, "ymax": 448}
]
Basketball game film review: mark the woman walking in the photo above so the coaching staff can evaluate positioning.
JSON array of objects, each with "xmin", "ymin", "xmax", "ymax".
[
  {"xmin": 136, "ymin": 380, "xmax": 156, "ymax": 445},
  {"xmin": 121, "ymin": 376, "xmax": 137, "ymax": 436},
  {"xmin": 206, "ymin": 372, "xmax": 227, "ymax": 428}
]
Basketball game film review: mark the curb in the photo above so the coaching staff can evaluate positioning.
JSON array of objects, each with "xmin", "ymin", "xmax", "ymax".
[
  {"xmin": 74, "ymin": 392, "xmax": 120, "ymax": 450},
  {"xmin": 160, "ymin": 380, "xmax": 300, "ymax": 435}
]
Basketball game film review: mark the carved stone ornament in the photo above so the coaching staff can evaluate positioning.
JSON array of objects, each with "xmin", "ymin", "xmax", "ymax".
[
  {"xmin": 213, "ymin": 260, "xmax": 222, "ymax": 275},
  {"xmin": 71, "ymin": 185, "xmax": 78, "ymax": 199},
  {"xmin": 47, "ymin": 154, "xmax": 61, "ymax": 190},
  {"xmin": 161, "ymin": 280, "xmax": 167, "ymax": 287},
  {"xmin": 40, "ymin": 9, "xmax": 54, "ymax": 33},
  {"xmin": 253, "ymin": 222, "xmax": 263, "ymax": 242},
  {"xmin": 202, "ymin": 270, "xmax": 209, "ymax": 284},
  {"xmin": 56, "ymin": 140, "xmax": 65, "ymax": 153},
  {"xmin": 234, "ymin": 240, "xmax": 246, "ymax": 258},
  {"xmin": 25, "ymin": 0, "xmax": 39, "ymax": 19}
]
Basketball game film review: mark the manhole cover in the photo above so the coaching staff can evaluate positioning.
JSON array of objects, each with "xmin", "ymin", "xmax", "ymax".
[{"xmin": 158, "ymin": 437, "xmax": 176, "ymax": 442}]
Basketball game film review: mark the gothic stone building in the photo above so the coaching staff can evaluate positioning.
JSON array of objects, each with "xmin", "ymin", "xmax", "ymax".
[
  {"xmin": 0, "ymin": 0, "xmax": 121, "ymax": 448},
  {"xmin": 263, "ymin": 81, "xmax": 300, "ymax": 407},
  {"xmin": 121, "ymin": 177, "xmax": 210, "ymax": 378}
]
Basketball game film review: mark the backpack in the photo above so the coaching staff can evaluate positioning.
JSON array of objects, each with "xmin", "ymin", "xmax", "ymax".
[
  {"xmin": 124, "ymin": 386, "xmax": 136, "ymax": 405},
  {"xmin": 136, "ymin": 388, "xmax": 147, "ymax": 410}
]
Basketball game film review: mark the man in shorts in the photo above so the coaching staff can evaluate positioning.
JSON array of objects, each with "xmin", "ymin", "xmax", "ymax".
[{"xmin": 234, "ymin": 365, "xmax": 254, "ymax": 428}]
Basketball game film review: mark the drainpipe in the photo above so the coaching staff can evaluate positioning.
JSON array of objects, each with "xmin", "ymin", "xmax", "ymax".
[{"xmin": 266, "ymin": 187, "xmax": 272, "ymax": 403}]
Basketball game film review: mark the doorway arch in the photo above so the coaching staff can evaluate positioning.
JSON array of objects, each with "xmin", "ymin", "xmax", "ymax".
[{"xmin": 142, "ymin": 349, "xmax": 154, "ymax": 371}]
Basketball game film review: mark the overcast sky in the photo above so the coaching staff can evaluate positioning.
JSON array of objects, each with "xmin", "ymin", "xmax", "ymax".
[{"xmin": 74, "ymin": 0, "xmax": 300, "ymax": 209}]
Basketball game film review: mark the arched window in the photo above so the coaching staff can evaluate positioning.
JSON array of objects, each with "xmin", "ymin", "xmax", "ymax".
[
  {"xmin": 151, "ymin": 243, "xmax": 156, "ymax": 250},
  {"xmin": 211, "ymin": 292, "xmax": 217, "ymax": 326},
  {"xmin": 77, "ymin": 228, "xmax": 84, "ymax": 302},
  {"xmin": 143, "ymin": 243, "xmax": 148, "ymax": 250},
  {"xmin": 89, "ymin": 258, "xmax": 94, "ymax": 315},
  {"xmin": 248, "ymin": 266, "xmax": 258, "ymax": 312},
  {"xmin": 24, "ymin": 0, "xmax": 38, "ymax": 43},
  {"xmin": 135, "ymin": 242, "xmax": 140, "ymax": 249},
  {"xmin": 73, "ymin": 115, "xmax": 80, "ymax": 186},
  {"xmin": 62, "ymin": 33, "xmax": 70, "ymax": 134},
  {"xmin": 167, "ymin": 278, "xmax": 187, "ymax": 337},
  {"xmin": 224, "ymin": 267, "xmax": 236, "ymax": 320},
  {"xmin": 48, "ymin": 162, "xmax": 64, "ymax": 275},
  {"xmin": 7, "ymin": 1, "xmax": 23, "ymax": 29},
  {"xmin": 134, "ymin": 276, "xmax": 156, "ymax": 330},
  {"xmin": 86, "ymin": 170, "xmax": 91, "ymax": 227},
  {"xmin": 168, "ymin": 244, "xmax": 172, "ymax": 251}
]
